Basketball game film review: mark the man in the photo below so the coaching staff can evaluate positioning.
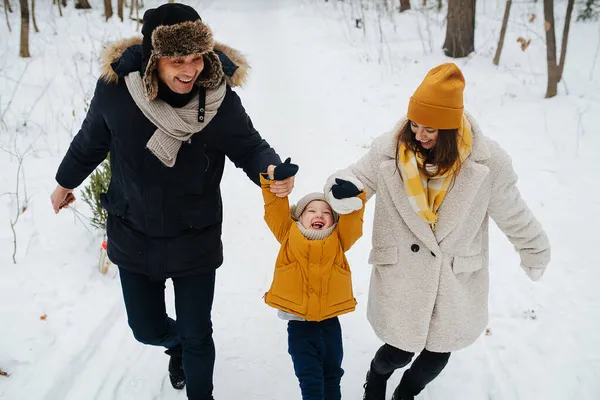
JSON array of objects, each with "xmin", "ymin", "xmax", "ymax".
[{"xmin": 50, "ymin": 4, "xmax": 293, "ymax": 400}]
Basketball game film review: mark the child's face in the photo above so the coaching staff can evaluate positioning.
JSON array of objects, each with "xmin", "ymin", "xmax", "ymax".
[{"xmin": 300, "ymin": 200, "xmax": 334, "ymax": 231}]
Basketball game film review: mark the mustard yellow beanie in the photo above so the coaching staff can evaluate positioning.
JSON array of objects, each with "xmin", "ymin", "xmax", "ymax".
[{"xmin": 407, "ymin": 63, "xmax": 465, "ymax": 130}]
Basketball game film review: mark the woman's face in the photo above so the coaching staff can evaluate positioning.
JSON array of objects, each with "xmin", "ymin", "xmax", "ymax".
[{"xmin": 410, "ymin": 120, "xmax": 439, "ymax": 150}]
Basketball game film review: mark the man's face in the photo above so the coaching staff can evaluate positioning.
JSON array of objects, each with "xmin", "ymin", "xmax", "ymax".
[{"xmin": 156, "ymin": 53, "xmax": 205, "ymax": 94}]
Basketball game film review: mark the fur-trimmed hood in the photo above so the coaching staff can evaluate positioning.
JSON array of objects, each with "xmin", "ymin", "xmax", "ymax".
[{"xmin": 99, "ymin": 36, "xmax": 249, "ymax": 89}]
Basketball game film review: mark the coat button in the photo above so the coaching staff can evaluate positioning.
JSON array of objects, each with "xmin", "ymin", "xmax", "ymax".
[{"xmin": 411, "ymin": 244, "xmax": 420, "ymax": 252}]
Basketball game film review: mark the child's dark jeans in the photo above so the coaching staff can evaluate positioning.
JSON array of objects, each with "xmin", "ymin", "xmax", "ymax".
[{"xmin": 287, "ymin": 317, "xmax": 344, "ymax": 400}]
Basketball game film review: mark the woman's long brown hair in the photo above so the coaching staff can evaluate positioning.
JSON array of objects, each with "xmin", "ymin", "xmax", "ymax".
[{"xmin": 395, "ymin": 120, "xmax": 463, "ymax": 179}]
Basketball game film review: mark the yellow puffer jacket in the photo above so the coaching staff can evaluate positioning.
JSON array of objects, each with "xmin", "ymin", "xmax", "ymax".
[{"xmin": 261, "ymin": 175, "xmax": 366, "ymax": 321}]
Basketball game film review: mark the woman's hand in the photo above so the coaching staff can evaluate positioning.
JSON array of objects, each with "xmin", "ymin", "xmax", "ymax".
[{"xmin": 326, "ymin": 176, "xmax": 364, "ymax": 214}]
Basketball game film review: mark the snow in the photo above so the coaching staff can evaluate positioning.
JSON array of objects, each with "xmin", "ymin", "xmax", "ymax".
[{"xmin": 1, "ymin": 0, "xmax": 599, "ymax": 399}]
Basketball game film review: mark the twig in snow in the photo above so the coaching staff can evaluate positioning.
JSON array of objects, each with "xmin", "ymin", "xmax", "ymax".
[
  {"xmin": 4, "ymin": 0, "xmax": 11, "ymax": 32},
  {"xmin": 0, "ymin": 64, "xmax": 29, "ymax": 127},
  {"xmin": 591, "ymin": 23, "xmax": 600, "ymax": 80},
  {"xmin": 71, "ymin": 55, "xmax": 88, "ymax": 101},
  {"xmin": 560, "ymin": 78, "xmax": 569, "ymax": 96},
  {"xmin": 9, "ymin": 154, "xmax": 26, "ymax": 264},
  {"xmin": 23, "ymin": 77, "xmax": 54, "ymax": 122},
  {"xmin": 575, "ymin": 104, "xmax": 590, "ymax": 157},
  {"xmin": 66, "ymin": 206, "xmax": 96, "ymax": 237},
  {"xmin": 415, "ymin": 8, "xmax": 430, "ymax": 55},
  {"xmin": 2, "ymin": 134, "xmax": 39, "ymax": 264}
]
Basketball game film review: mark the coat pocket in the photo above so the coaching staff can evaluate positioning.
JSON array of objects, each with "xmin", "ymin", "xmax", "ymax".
[
  {"xmin": 100, "ymin": 193, "xmax": 128, "ymax": 218},
  {"xmin": 368, "ymin": 246, "xmax": 398, "ymax": 266},
  {"xmin": 181, "ymin": 208, "xmax": 220, "ymax": 231},
  {"xmin": 180, "ymin": 193, "xmax": 222, "ymax": 231},
  {"xmin": 452, "ymin": 255, "xmax": 483, "ymax": 274},
  {"xmin": 269, "ymin": 262, "xmax": 304, "ymax": 306},
  {"xmin": 327, "ymin": 265, "xmax": 353, "ymax": 307}
]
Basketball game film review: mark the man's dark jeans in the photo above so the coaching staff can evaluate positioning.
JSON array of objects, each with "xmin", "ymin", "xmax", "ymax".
[{"xmin": 119, "ymin": 267, "xmax": 216, "ymax": 400}]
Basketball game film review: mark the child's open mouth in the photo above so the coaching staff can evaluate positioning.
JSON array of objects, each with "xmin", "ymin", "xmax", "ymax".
[{"xmin": 311, "ymin": 222, "xmax": 325, "ymax": 230}]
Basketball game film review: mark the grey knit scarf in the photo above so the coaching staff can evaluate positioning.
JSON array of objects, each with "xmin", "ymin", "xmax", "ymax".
[{"xmin": 124, "ymin": 72, "xmax": 226, "ymax": 167}]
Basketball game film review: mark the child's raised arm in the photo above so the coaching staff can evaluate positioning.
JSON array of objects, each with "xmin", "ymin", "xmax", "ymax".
[{"xmin": 260, "ymin": 158, "xmax": 299, "ymax": 244}]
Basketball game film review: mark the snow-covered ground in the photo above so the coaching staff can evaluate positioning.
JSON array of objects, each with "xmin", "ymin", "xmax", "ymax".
[{"xmin": 1, "ymin": 0, "xmax": 599, "ymax": 399}]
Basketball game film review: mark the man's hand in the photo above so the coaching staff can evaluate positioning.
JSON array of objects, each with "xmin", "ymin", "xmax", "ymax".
[
  {"xmin": 50, "ymin": 185, "xmax": 75, "ymax": 214},
  {"xmin": 269, "ymin": 176, "xmax": 295, "ymax": 198},
  {"xmin": 266, "ymin": 158, "xmax": 298, "ymax": 198}
]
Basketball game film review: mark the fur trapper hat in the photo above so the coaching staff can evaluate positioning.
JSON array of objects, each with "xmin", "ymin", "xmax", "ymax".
[
  {"xmin": 291, "ymin": 193, "xmax": 340, "ymax": 223},
  {"xmin": 141, "ymin": 3, "xmax": 224, "ymax": 100}
]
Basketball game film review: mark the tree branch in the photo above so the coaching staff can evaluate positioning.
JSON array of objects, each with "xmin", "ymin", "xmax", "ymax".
[
  {"xmin": 557, "ymin": 0, "xmax": 575, "ymax": 81},
  {"xmin": 0, "ymin": 64, "xmax": 28, "ymax": 125},
  {"xmin": 493, "ymin": 0, "xmax": 512, "ymax": 66}
]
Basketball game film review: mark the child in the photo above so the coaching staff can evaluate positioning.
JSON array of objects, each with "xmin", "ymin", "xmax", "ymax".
[{"xmin": 260, "ymin": 158, "xmax": 366, "ymax": 400}]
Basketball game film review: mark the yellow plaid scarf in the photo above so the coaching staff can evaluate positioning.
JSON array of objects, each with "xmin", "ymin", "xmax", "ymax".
[{"xmin": 397, "ymin": 115, "xmax": 473, "ymax": 231}]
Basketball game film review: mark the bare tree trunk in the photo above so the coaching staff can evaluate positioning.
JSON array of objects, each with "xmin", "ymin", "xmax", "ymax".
[
  {"xmin": 4, "ymin": 0, "xmax": 11, "ymax": 32},
  {"xmin": 558, "ymin": 0, "xmax": 575, "ymax": 81},
  {"xmin": 437, "ymin": 0, "xmax": 442, "ymax": 10},
  {"xmin": 443, "ymin": 0, "xmax": 476, "ymax": 58},
  {"xmin": 400, "ymin": 0, "xmax": 411, "ymax": 12},
  {"xmin": 422, "ymin": 0, "xmax": 427, "ymax": 6},
  {"xmin": 129, "ymin": 0, "xmax": 134, "ymax": 18},
  {"xmin": 543, "ymin": 0, "xmax": 558, "ymax": 98},
  {"xmin": 544, "ymin": 0, "xmax": 575, "ymax": 98},
  {"xmin": 61, "ymin": 0, "xmax": 66, "ymax": 7},
  {"xmin": 493, "ymin": 0, "xmax": 512, "ymax": 65},
  {"xmin": 135, "ymin": 0, "xmax": 139, "ymax": 30},
  {"xmin": 56, "ymin": 0, "xmax": 62, "ymax": 17},
  {"xmin": 117, "ymin": 0, "xmax": 123, "ymax": 21},
  {"xmin": 75, "ymin": 0, "xmax": 92, "ymax": 9},
  {"xmin": 6, "ymin": 0, "xmax": 12, "ymax": 12},
  {"xmin": 104, "ymin": 0, "xmax": 112, "ymax": 20},
  {"xmin": 19, "ymin": 0, "xmax": 30, "ymax": 57},
  {"xmin": 31, "ymin": 0, "xmax": 38, "ymax": 32}
]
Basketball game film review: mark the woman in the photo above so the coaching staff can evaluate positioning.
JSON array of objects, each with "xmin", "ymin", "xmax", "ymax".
[{"xmin": 325, "ymin": 63, "xmax": 550, "ymax": 400}]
